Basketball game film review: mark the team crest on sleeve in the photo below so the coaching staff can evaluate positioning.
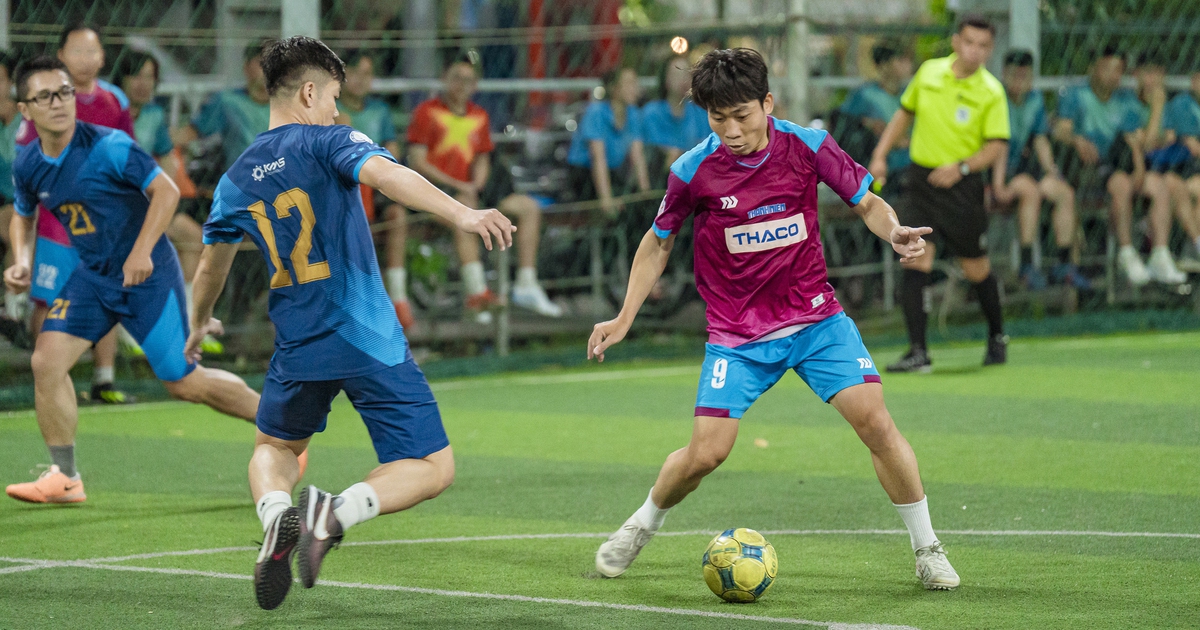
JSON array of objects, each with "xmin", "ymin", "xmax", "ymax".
[{"xmin": 349, "ymin": 130, "xmax": 372, "ymax": 144}]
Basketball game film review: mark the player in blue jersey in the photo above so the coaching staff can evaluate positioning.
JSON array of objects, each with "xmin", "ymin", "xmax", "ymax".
[
  {"xmin": 2, "ymin": 57, "xmax": 264, "ymax": 505},
  {"xmin": 184, "ymin": 37, "xmax": 515, "ymax": 610}
]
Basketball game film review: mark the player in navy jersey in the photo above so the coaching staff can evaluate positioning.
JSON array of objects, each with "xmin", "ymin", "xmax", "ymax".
[
  {"xmin": 587, "ymin": 49, "xmax": 960, "ymax": 590},
  {"xmin": 184, "ymin": 37, "xmax": 514, "ymax": 610},
  {"xmin": 2, "ymin": 57, "xmax": 263, "ymax": 505}
]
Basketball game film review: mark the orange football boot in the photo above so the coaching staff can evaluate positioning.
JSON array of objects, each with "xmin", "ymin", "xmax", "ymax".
[{"xmin": 6, "ymin": 465, "xmax": 86, "ymax": 503}]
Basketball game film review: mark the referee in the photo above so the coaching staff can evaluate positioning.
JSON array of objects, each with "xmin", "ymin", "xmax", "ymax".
[{"xmin": 869, "ymin": 15, "xmax": 1011, "ymax": 372}]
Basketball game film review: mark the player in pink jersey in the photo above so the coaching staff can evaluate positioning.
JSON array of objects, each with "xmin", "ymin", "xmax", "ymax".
[{"xmin": 588, "ymin": 49, "xmax": 959, "ymax": 590}]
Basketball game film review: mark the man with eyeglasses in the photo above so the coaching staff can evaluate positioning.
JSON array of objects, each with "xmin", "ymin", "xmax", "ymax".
[
  {"xmin": 17, "ymin": 22, "xmax": 139, "ymax": 406},
  {"xmin": 3, "ymin": 56, "xmax": 266, "ymax": 505}
]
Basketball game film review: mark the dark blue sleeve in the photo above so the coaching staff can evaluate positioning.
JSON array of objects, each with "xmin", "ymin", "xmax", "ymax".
[
  {"xmin": 318, "ymin": 125, "xmax": 396, "ymax": 187},
  {"xmin": 101, "ymin": 131, "xmax": 164, "ymax": 191},
  {"xmin": 1033, "ymin": 95, "xmax": 1050, "ymax": 136},
  {"xmin": 12, "ymin": 155, "xmax": 38, "ymax": 217},
  {"xmin": 202, "ymin": 176, "xmax": 245, "ymax": 244}
]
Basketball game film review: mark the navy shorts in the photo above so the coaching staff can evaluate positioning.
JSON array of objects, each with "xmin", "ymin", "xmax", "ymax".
[
  {"xmin": 695, "ymin": 312, "xmax": 881, "ymax": 419},
  {"xmin": 256, "ymin": 357, "xmax": 449, "ymax": 464},
  {"xmin": 39, "ymin": 261, "xmax": 195, "ymax": 382}
]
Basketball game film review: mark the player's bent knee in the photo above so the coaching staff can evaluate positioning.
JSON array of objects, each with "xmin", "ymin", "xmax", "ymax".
[
  {"xmin": 30, "ymin": 348, "xmax": 68, "ymax": 381},
  {"xmin": 162, "ymin": 369, "xmax": 206, "ymax": 403}
]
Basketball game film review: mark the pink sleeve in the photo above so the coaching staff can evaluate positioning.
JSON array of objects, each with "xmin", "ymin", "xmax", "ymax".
[
  {"xmin": 651, "ymin": 172, "xmax": 695, "ymax": 237},
  {"xmin": 814, "ymin": 134, "xmax": 873, "ymax": 206},
  {"xmin": 117, "ymin": 109, "xmax": 136, "ymax": 137}
]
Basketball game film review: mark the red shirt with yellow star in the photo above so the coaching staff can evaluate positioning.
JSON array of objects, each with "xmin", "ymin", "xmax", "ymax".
[{"xmin": 406, "ymin": 97, "xmax": 494, "ymax": 182}]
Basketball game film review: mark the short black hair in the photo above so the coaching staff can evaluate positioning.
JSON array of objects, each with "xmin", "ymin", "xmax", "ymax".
[
  {"xmin": 342, "ymin": 49, "xmax": 374, "ymax": 69},
  {"xmin": 872, "ymin": 40, "xmax": 909, "ymax": 67},
  {"xmin": 656, "ymin": 54, "xmax": 690, "ymax": 100},
  {"xmin": 689, "ymin": 48, "xmax": 768, "ymax": 111},
  {"xmin": 1135, "ymin": 50, "xmax": 1168, "ymax": 69},
  {"xmin": 1003, "ymin": 49, "xmax": 1035, "ymax": 68},
  {"xmin": 260, "ymin": 36, "xmax": 346, "ymax": 98},
  {"xmin": 443, "ymin": 50, "xmax": 479, "ymax": 75},
  {"xmin": 59, "ymin": 21, "xmax": 99, "ymax": 50},
  {"xmin": 956, "ymin": 14, "xmax": 996, "ymax": 37},
  {"xmin": 1099, "ymin": 44, "xmax": 1124, "ymax": 61},
  {"xmin": 14, "ymin": 55, "xmax": 69, "ymax": 101},
  {"xmin": 111, "ymin": 50, "xmax": 159, "ymax": 89}
]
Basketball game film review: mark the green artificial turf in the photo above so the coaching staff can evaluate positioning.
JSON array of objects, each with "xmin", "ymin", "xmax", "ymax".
[{"xmin": 2, "ymin": 332, "xmax": 1199, "ymax": 629}]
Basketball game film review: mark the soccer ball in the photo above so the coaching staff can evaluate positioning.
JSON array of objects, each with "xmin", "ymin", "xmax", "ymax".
[{"xmin": 702, "ymin": 527, "xmax": 778, "ymax": 603}]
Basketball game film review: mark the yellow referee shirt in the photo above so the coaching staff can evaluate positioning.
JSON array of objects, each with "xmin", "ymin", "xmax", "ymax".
[{"xmin": 900, "ymin": 54, "xmax": 1010, "ymax": 168}]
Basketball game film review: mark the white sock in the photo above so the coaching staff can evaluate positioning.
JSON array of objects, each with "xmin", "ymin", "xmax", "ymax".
[
  {"xmin": 1150, "ymin": 245, "xmax": 1173, "ymax": 260},
  {"xmin": 630, "ymin": 488, "xmax": 669, "ymax": 531},
  {"xmin": 1119, "ymin": 244, "xmax": 1138, "ymax": 257},
  {"xmin": 894, "ymin": 496, "xmax": 939, "ymax": 551},
  {"xmin": 256, "ymin": 490, "xmax": 292, "ymax": 532},
  {"xmin": 184, "ymin": 282, "xmax": 195, "ymax": 318},
  {"xmin": 333, "ymin": 482, "xmax": 381, "ymax": 530},
  {"xmin": 461, "ymin": 261, "xmax": 487, "ymax": 296},
  {"xmin": 94, "ymin": 365, "xmax": 114, "ymax": 385},
  {"xmin": 515, "ymin": 266, "xmax": 538, "ymax": 289},
  {"xmin": 386, "ymin": 267, "xmax": 408, "ymax": 302}
]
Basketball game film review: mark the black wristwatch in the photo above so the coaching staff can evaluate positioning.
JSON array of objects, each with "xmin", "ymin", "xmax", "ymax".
[{"xmin": 958, "ymin": 161, "xmax": 970, "ymax": 176}]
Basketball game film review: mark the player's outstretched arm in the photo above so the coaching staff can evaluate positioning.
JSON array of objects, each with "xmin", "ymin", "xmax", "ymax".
[
  {"xmin": 868, "ymin": 109, "xmax": 913, "ymax": 188},
  {"xmin": 2, "ymin": 211, "xmax": 35, "ymax": 294},
  {"xmin": 184, "ymin": 242, "xmax": 238, "ymax": 364},
  {"xmin": 588, "ymin": 229, "xmax": 674, "ymax": 362},
  {"xmin": 358, "ymin": 155, "xmax": 515, "ymax": 251},
  {"xmin": 123, "ymin": 172, "xmax": 181, "ymax": 287},
  {"xmin": 852, "ymin": 191, "xmax": 931, "ymax": 264}
]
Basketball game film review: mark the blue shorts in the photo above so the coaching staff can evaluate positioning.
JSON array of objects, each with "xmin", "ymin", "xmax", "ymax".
[
  {"xmin": 256, "ymin": 357, "xmax": 449, "ymax": 464},
  {"xmin": 30, "ymin": 237, "xmax": 79, "ymax": 305},
  {"xmin": 40, "ymin": 262, "xmax": 195, "ymax": 382},
  {"xmin": 695, "ymin": 312, "xmax": 881, "ymax": 419}
]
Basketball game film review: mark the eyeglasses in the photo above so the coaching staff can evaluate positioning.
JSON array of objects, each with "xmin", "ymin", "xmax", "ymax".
[{"xmin": 24, "ymin": 85, "xmax": 76, "ymax": 107}]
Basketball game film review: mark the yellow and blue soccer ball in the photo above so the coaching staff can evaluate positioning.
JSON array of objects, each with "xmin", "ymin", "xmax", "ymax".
[{"xmin": 702, "ymin": 527, "xmax": 778, "ymax": 603}]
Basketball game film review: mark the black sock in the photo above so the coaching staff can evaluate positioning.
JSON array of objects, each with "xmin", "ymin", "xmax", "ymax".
[
  {"xmin": 972, "ymin": 273, "xmax": 1004, "ymax": 338},
  {"xmin": 901, "ymin": 269, "xmax": 930, "ymax": 352},
  {"xmin": 1057, "ymin": 247, "xmax": 1072, "ymax": 265},
  {"xmin": 1019, "ymin": 246, "xmax": 1034, "ymax": 267}
]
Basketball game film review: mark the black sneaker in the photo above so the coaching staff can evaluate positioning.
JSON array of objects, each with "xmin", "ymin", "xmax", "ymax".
[
  {"xmin": 886, "ymin": 348, "xmax": 932, "ymax": 373},
  {"xmin": 89, "ymin": 383, "xmax": 137, "ymax": 405},
  {"xmin": 296, "ymin": 485, "xmax": 344, "ymax": 588},
  {"xmin": 254, "ymin": 506, "xmax": 301, "ymax": 610},
  {"xmin": 983, "ymin": 334, "xmax": 1008, "ymax": 366}
]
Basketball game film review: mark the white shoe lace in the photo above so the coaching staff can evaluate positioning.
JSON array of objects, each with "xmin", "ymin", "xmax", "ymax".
[
  {"xmin": 603, "ymin": 524, "xmax": 653, "ymax": 564},
  {"xmin": 917, "ymin": 542, "xmax": 956, "ymax": 576}
]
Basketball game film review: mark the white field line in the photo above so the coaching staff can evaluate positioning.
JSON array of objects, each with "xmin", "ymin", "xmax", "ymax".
[
  {"xmin": 30, "ymin": 560, "xmax": 918, "ymax": 630},
  {"xmin": 11, "ymin": 527, "xmax": 1199, "ymax": 566}
]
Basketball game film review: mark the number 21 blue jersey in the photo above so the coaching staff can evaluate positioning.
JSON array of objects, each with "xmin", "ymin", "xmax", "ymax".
[{"xmin": 203, "ymin": 124, "xmax": 405, "ymax": 380}]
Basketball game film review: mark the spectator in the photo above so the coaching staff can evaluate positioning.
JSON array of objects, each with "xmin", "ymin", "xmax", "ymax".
[
  {"xmin": 838, "ymin": 39, "xmax": 913, "ymax": 192},
  {"xmin": 111, "ymin": 51, "xmax": 211, "ymax": 332},
  {"xmin": 566, "ymin": 67, "xmax": 651, "ymax": 217},
  {"xmin": 992, "ymin": 49, "xmax": 1086, "ymax": 290},
  {"xmin": 1053, "ymin": 46, "xmax": 1185, "ymax": 285},
  {"xmin": 174, "ymin": 45, "xmax": 269, "ymax": 171},
  {"xmin": 1161, "ymin": 67, "xmax": 1200, "ymax": 271},
  {"xmin": 641, "ymin": 55, "xmax": 710, "ymax": 179},
  {"xmin": 0, "ymin": 51, "xmax": 30, "ymax": 348},
  {"xmin": 334, "ymin": 50, "xmax": 413, "ymax": 329},
  {"xmin": 18, "ymin": 23, "xmax": 135, "ymax": 404},
  {"xmin": 407, "ymin": 52, "xmax": 562, "ymax": 322}
]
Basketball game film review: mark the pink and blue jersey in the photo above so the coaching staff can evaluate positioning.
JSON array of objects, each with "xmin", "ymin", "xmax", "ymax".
[{"xmin": 652, "ymin": 116, "xmax": 873, "ymax": 347}]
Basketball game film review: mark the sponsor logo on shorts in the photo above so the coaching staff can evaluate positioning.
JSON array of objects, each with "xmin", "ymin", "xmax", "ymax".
[
  {"xmin": 35, "ymin": 264, "xmax": 57, "ymax": 290},
  {"xmin": 251, "ymin": 157, "xmax": 286, "ymax": 181},
  {"xmin": 724, "ymin": 215, "xmax": 807, "ymax": 254}
]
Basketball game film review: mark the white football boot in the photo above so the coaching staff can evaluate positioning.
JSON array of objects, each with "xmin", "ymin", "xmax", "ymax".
[
  {"xmin": 1147, "ymin": 247, "xmax": 1188, "ymax": 284},
  {"xmin": 595, "ymin": 516, "xmax": 655, "ymax": 578},
  {"xmin": 1117, "ymin": 247, "xmax": 1151, "ymax": 287},
  {"xmin": 915, "ymin": 541, "xmax": 960, "ymax": 590}
]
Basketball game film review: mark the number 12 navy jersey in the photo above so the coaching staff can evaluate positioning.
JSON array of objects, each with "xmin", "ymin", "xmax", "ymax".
[{"xmin": 203, "ymin": 124, "xmax": 405, "ymax": 380}]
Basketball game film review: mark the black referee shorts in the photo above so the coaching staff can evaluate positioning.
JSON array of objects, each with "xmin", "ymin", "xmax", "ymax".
[{"xmin": 901, "ymin": 164, "xmax": 988, "ymax": 259}]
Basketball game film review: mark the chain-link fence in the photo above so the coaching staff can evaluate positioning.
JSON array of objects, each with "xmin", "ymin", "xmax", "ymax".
[{"xmin": 1, "ymin": 0, "xmax": 1199, "ymax": 376}]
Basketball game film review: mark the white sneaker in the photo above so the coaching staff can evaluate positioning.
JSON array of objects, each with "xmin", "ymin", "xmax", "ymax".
[
  {"xmin": 1176, "ymin": 254, "xmax": 1200, "ymax": 274},
  {"xmin": 1118, "ymin": 248, "xmax": 1151, "ymax": 287},
  {"xmin": 512, "ymin": 283, "xmax": 564, "ymax": 317},
  {"xmin": 1147, "ymin": 248, "xmax": 1188, "ymax": 284},
  {"xmin": 595, "ymin": 516, "xmax": 655, "ymax": 578},
  {"xmin": 475, "ymin": 310, "xmax": 493, "ymax": 325},
  {"xmin": 915, "ymin": 541, "xmax": 960, "ymax": 590}
]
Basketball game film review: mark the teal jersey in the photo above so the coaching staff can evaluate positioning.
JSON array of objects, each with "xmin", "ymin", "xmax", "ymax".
[
  {"xmin": 0, "ymin": 113, "xmax": 23, "ymax": 201},
  {"xmin": 1056, "ymin": 84, "xmax": 1142, "ymax": 157},
  {"xmin": 191, "ymin": 88, "xmax": 270, "ymax": 168},
  {"xmin": 1006, "ymin": 91, "xmax": 1049, "ymax": 174},
  {"xmin": 133, "ymin": 101, "xmax": 174, "ymax": 158},
  {"xmin": 343, "ymin": 98, "xmax": 397, "ymax": 146},
  {"xmin": 839, "ymin": 81, "xmax": 910, "ymax": 172},
  {"xmin": 1165, "ymin": 92, "xmax": 1200, "ymax": 138}
]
